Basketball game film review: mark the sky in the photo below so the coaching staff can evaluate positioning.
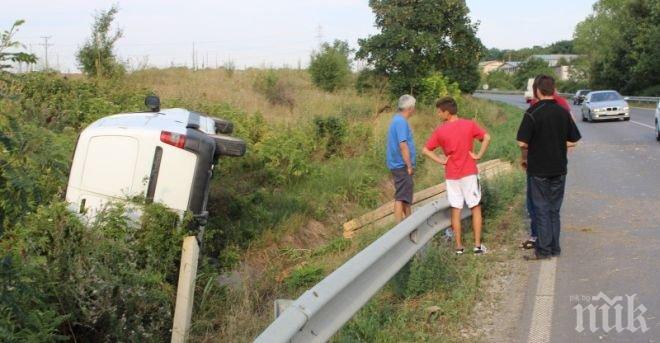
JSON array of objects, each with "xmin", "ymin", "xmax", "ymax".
[{"xmin": 3, "ymin": 0, "xmax": 596, "ymax": 73}]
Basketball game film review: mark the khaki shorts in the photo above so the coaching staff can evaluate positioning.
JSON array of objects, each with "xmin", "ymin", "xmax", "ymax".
[{"xmin": 446, "ymin": 174, "xmax": 481, "ymax": 209}]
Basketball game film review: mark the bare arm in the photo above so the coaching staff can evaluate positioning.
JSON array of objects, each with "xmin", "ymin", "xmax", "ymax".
[
  {"xmin": 422, "ymin": 147, "xmax": 448, "ymax": 165},
  {"xmin": 517, "ymin": 140, "xmax": 528, "ymax": 169},
  {"xmin": 399, "ymin": 141, "xmax": 414, "ymax": 175},
  {"xmin": 470, "ymin": 133, "xmax": 491, "ymax": 160}
]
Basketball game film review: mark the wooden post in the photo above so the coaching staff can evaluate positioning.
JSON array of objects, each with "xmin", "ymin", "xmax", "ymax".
[{"xmin": 171, "ymin": 236, "xmax": 200, "ymax": 343}]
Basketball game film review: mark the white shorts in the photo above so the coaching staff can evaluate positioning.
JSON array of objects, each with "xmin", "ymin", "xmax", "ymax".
[{"xmin": 446, "ymin": 174, "xmax": 481, "ymax": 209}]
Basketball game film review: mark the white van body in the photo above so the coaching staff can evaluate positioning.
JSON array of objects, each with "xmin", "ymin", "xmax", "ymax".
[
  {"xmin": 524, "ymin": 78, "xmax": 535, "ymax": 103},
  {"xmin": 66, "ymin": 107, "xmax": 245, "ymax": 222}
]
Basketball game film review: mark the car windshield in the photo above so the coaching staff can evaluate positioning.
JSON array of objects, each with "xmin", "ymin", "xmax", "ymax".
[
  {"xmin": 590, "ymin": 92, "xmax": 622, "ymax": 102},
  {"xmin": 578, "ymin": 90, "xmax": 590, "ymax": 96}
]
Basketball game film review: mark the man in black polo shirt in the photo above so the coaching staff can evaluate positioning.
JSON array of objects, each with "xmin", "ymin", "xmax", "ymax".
[{"xmin": 516, "ymin": 75, "xmax": 581, "ymax": 260}]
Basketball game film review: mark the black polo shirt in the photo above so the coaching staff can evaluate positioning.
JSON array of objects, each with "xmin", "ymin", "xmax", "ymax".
[{"xmin": 516, "ymin": 99, "xmax": 581, "ymax": 177}]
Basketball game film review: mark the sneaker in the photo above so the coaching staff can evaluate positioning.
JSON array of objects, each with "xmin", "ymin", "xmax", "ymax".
[
  {"xmin": 455, "ymin": 248, "xmax": 464, "ymax": 255},
  {"xmin": 473, "ymin": 244, "xmax": 487, "ymax": 254}
]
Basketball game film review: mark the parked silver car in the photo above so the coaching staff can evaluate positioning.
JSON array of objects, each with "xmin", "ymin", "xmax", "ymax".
[
  {"xmin": 655, "ymin": 100, "xmax": 659, "ymax": 141},
  {"xmin": 581, "ymin": 90, "xmax": 630, "ymax": 122}
]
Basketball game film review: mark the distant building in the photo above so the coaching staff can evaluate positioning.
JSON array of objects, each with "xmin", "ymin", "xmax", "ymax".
[
  {"xmin": 529, "ymin": 54, "xmax": 579, "ymax": 67},
  {"xmin": 499, "ymin": 61, "xmax": 521, "ymax": 74},
  {"xmin": 483, "ymin": 54, "xmax": 580, "ymax": 80},
  {"xmin": 529, "ymin": 54, "xmax": 580, "ymax": 81},
  {"xmin": 479, "ymin": 60, "xmax": 504, "ymax": 75}
]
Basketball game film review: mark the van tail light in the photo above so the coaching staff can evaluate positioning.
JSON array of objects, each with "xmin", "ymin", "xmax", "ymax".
[{"xmin": 160, "ymin": 131, "xmax": 186, "ymax": 149}]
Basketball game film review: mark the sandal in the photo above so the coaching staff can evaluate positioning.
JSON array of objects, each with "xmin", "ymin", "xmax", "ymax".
[
  {"xmin": 520, "ymin": 239, "xmax": 536, "ymax": 249},
  {"xmin": 455, "ymin": 248, "xmax": 464, "ymax": 255}
]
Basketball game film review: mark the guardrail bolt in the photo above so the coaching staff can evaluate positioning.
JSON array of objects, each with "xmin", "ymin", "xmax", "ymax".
[{"xmin": 409, "ymin": 229, "xmax": 419, "ymax": 243}]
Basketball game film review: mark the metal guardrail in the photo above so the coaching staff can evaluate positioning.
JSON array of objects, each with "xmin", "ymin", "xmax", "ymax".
[
  {"xmin": 254, "ymin": 197, "xmax": 470, "ymax": 343},
  {"xmin": 474, "ymin": 90, "xmax": 659, "ymax": 104},
  {"xmin": 624, "ymin": 96, "xmax": 660, "ymax": 104}
]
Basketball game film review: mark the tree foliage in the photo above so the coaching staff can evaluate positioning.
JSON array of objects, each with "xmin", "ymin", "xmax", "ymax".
[
  {"xmin": 309, "ymin": 40, "xmax": 352, "ymax": 92},
  {"xmin": 356, "ymin": 0, "xmax": 483, "ymax": 95},
  {"xmin": 513, "ymin": 58, "xmax": 555, "ymax": 89},
  {"xmin": 418, "ymin": 72, "xmax": 461, "ymax": 104},
  {"xmin": 574, "ymin": 0, "xmax": 660, "ymax": 95},
  {"xmin": 0, "ymin": 20, "xmax": 37, "ymax": 72},
  {"xmin": 76, "ymin": 5, "xmax": 125, "ymax": 77},
  {"xmin": 482, "ymin": 40, "xmax": 575, "ymax": 62},
  {"xmin": 484, "ymin": 70, "xmax": 515, "ymax": 90}
]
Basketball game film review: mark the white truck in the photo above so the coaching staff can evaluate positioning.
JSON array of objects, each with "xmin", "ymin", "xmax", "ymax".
[
  {"xmin": 524, "ymin": 78, "xmax": 535, "ymax": 103},
  {"xmin": 65, "ymin": 96, "xmax": 246, "ymax": 224}
]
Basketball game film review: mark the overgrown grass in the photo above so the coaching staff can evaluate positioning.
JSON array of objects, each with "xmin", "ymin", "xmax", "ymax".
[
  {"xmin": 1, "ymin": 66, "xmax": 527, "ymax": 341},
  {"xmin": 333, "ymin": 173, "xmax": 526, "ymax": 342}
]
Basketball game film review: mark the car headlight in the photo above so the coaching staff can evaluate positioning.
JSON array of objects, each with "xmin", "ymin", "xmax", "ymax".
[{"xmin": 622, "ymin": 106, "xmax": 629, "ymax": 111}]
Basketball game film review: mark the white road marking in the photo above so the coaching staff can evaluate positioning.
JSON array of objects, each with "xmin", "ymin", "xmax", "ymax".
[
  {"xmin": 630, "ymin": 120, "xmax": 655, "ymax": 130},
  {"xmin": 527, "ymin": 257, "xmax": 557, "ymax": 343}
]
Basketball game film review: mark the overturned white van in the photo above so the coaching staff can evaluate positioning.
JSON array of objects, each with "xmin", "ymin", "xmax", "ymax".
[{"xmin": 65, "ymin": 96, "xmax": 246, "ymax": 224}]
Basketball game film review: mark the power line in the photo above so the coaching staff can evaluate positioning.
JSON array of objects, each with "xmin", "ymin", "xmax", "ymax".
[{"xmin": 39, "ymin": 36, "xmax": 53, "ymax": 70}]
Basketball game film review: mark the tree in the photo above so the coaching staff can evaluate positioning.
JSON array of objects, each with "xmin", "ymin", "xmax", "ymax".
[
  {"xmin": 356, "ymin": 0, "xmax": 483, "ymax": 95},
  {"xmin": 546, "ymin": 40, "xmax": 575, "ymax": 54},
  {"xmin": 0, "ymin": 20, "xmax": 37, "ymax": 72},
  {"xmin": 484, "ymin": 70, "xmax": 515, "ymax": 90},
  {"xmin": 308, "ymin": 40, "xmax": 352, "ymax": 92},
  {"xmin": 574, "ymin": 0, "xmax": 660, "ymax": 95},
  {"xmin": 76, "ymin": 5, "xmax": 124, "ymax": 77},
  {"xmin": 513, "ymin": 58, "xmax": 554, "ymax": 89}
]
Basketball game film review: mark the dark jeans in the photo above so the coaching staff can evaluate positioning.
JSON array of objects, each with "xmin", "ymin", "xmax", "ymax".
[
  {"xmin": 526, "ymin": 175, "xmax": 538, "ymax": 238},
  {"xmin": 529, "ymin": 175, "xmax": 566, "ymax": 257}
]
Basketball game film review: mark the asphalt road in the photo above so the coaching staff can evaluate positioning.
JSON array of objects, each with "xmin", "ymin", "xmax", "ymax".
[{"xmin": 474, "ymin": 93, "xmax": 660, "ymax": 342}]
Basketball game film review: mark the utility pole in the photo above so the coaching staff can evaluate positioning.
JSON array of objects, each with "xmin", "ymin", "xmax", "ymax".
[
  {"xmin": 39, "ymin": 36, "xmax": 52, "ymax": 70},
  {"xmin": 192, "ymin": 42, "xmax": 196, "ymax": 70},
  {"xmin": 315, "ymin": 25, "xmax": 323, "ymax": 45}
]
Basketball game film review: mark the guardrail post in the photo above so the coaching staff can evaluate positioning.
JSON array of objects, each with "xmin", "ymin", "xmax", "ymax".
[{"xmin": 171, "ymin": 236, "xmax": 200, "ymax": 343}]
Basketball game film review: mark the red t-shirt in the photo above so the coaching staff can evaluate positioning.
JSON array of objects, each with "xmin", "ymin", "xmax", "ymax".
[
  {"xmin": 530, "ymin": 93, "xmax": 571, "ymax": 113},
  {"xmin": 425, "ymin": 118, "xmax": 486, "ymax": 180}
]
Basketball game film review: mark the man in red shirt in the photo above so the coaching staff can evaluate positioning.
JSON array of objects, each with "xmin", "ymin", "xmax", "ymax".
[
  {"xmin": 530, "ymin": 91, "xmax": 570, "ymax": 112},
  {"xmin": 422, "ymin": 97, "xmax": 492, "ymax": 255},
  {"xmin": 529, "ymin": 83, "xmax": 574, "ymax": 120}
]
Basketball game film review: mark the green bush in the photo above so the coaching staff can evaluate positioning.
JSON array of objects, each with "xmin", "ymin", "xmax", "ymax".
[
  {"xmin": 1, "ymin": 201, "xmax": 187, "ymax": 342},
  {"xmin": 404, "ymin": 246, "xmax": 459, "ymax": 297},
  {"xmin": 314, "ymin": 116, "xmax": 347, "ymax": 158},
  {"xmin": 640, "ymin": 85, "xmax": 660, "ymax": 97},
  {"xmin": 253, "ymin": 70, "xmax": 295, "ymax": 109},
  {"xmin": 556, "ymin": 79, "xmax": 589, "ymax": 94},
  {"xmin": 283, "ymin": 265, "xmax": 325, "ymax": 292},
  {"xmin": 309, "ymin": 40, "xmax": 352, "ymax": 92},
  {"xmin": 255, "ymin": 126, "xmax": 316, "ymax": 183},
  {"xmin": 484, "ymin": 70, "xmax": 516, "ymax": 90},
  {"xmin": 419, "ymin": 73, "xmax": 461, "ymax": 105},
  {"xmin": 355, "ymin": 68, "xmax": 388, "ymax": 95}
]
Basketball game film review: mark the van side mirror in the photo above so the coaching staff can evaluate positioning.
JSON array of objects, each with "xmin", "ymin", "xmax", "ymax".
[
  {"xmin": 145, "ymin": 95, "xmax": 161, "ymax": 112},
  {"xmin": 213, "ymin": 118, "xmax": 234, "ymax": 134},
  {"xmin": 211, "ymin": 134, "xmax": 246, "ymax": 157}
]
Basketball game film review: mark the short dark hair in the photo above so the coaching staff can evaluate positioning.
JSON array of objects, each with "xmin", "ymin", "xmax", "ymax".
[
  {"xmin": 535, "ymin": 75, "xmax": 555, "ymax": 96},
  {"xmin": 435, "ymin": 96, "xmax": 458, "ymax": 114},
  {"xmin": 532, "ymin": 75, "xmax": 542, "ymax": 99}
]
